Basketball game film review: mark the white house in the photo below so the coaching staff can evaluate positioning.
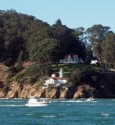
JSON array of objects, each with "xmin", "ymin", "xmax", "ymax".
[
  {"xmin": 90, "ymin": 60, "xmax": 98, "ymax": 65},
  {"xmin": 43, "ymin": 68, "xmax": 67, "ymax": 88},
  {"xmin": 60, "ymin": 54, "xmax": 83, "ymax": 64}
]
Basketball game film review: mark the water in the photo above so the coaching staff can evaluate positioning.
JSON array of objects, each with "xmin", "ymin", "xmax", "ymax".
[{"xmin": 0, "ymin": 99, "xmax": 115, "ymax": 125}]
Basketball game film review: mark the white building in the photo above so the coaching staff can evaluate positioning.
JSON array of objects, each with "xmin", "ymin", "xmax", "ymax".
[
  {"xmin": 59, "ymin": 68, "xmax": 63, "ymax": 78},
  {"xmin": 90, "ymin": 60, "xmax": 98, "ymax": 65},
  {"xmin": 60, "ymin": 54, "xmax": 83, "ymax": 64},
  {"xmin": 43, "ymin": 68, "xmax": 67, "ymax": 88}
]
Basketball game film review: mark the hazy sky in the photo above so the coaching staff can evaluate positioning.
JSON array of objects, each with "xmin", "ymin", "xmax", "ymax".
[{"xmin": 0, "ymin": 0, "xmax": 115, "ymax": 31}]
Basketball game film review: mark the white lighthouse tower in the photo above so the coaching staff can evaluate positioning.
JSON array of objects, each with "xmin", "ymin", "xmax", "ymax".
[{"xmin": 59, "ymin": 68, "xmax": 63, "ymax": 78}]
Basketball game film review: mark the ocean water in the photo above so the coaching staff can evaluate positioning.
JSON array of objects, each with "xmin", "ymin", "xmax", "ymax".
[{"xmin": 0, "ymin": 99, "xmax": 115, "ymax": 125}]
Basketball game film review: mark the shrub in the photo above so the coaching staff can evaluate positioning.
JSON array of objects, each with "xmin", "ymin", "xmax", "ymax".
[
  {"xmin": 15, "ymin": 63, "xmax": 52, "ymax": 84},
  {"xmin": 4, "ymin": 58, "xmax": 14, "ymax": 67},
  {"xmin": 7, "ymin": 65, "xmax": 24, "ymax": 82},
  {"xmin": 69, "ymin": 66, "xmax": 99, "ymax": 87}
]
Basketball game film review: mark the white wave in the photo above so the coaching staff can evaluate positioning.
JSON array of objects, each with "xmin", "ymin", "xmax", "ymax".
[
  {"xmin": 0, "ymin": 105, "xmax": 25, "ymax": 107},
  {"xmin": 58, "ymin": 114, "xmax": 65, "ymax": 116},
  {"xmin": 0, "ymin": 100, "xmax": 24, "ymax": 102},
  {"xmin": 60, "ymin": 100, "xmax": 72, "ymax": 102},
  {"xmin": 42, "ymin": 115, "xmax": 55, "ymax": 118},
  {"xmin": 51, "ymin": 100, "xmax": 60, "ymax": 102},
  {"xmin": 25, "ymin": 113, "xmax": 35, "ymax": 116},
  {"xmin": 75, "ymin": 100, "xmax": 84, "ymax": 102},
  {"xmin": 52, "ymin": 99, "xmax": 76, "ymax": 102},
  {"xmin": 49, "ymin": 99, "xmax": 84, "ymax": 103},
  {"xmin": 101, "ymin": 113, "xmax": 109, "ymax": 116},
  {"xmin": 14, "ymin": 98, "xmax": 23, "ymax": 100},
  {"xmin": 0, "ymin": 98, "xmax": 9, "ymax": 100}
]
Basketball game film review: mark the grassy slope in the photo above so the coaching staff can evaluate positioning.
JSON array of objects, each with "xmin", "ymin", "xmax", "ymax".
[{"xmin": 52, "ymin": 63, "xmax": 102, "ymax": 77}]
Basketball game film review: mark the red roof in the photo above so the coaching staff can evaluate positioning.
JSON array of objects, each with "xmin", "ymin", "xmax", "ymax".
[
  {"xmin": 73, "ymin": 54, "xmax": 78, "ymax": 58},
  {"xmin": 64, "ymin": 54, "xmax": 78, "ymax": 59}
]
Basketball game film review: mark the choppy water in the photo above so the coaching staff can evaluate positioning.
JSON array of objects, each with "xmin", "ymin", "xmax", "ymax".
[{"xmin": 0, "ymin": 98, "xmax": 115, "ymax": 125}]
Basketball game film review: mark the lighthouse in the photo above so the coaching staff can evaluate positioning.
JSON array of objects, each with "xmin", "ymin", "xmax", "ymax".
[{"xmin": 59, "ymin": 68, "xmax": 63, "ymax": 78}]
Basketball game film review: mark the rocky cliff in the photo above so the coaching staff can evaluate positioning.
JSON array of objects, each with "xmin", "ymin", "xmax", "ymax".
[
  {"xmin": 0, "ymin": 63, "xmax": 115, "ymax": 99},
  {"xmin": 0, "ymin": 81, "xmax": 95, "ymax": 99}
]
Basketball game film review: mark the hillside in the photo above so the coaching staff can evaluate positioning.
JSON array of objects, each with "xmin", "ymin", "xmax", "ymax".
[
  {"xmin": 0, "ymin": 62, "xmax": 115, "ymax": 99},
  {"xmin": 0, "ymin": 63, "xmax": 8, "ymax": 82}
]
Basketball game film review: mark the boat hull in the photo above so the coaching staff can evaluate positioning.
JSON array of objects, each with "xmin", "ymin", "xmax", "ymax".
[{"xmin": 25, "ymin": 103, "xmax": 48, "ymax": 107}]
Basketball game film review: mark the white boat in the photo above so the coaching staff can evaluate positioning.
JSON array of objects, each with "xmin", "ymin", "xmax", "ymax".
[
  {"xmin": 25, "ymin": 97, "xmax": 50, "ymax": 107},
  {"xmin": 85, "ymin": 97, "xmax": 97, "ymax": 102}
]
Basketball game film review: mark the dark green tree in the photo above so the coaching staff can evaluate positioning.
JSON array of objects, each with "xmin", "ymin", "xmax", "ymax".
[
  {"xmin": 101, "ymin": 33, "xmax": 115, "ymax": 68},
  {"xmin": 51, "ymin": 20, "xmax": 86, "ymax": 60},
  {"xmin": 86, "ymin": 24, "xmax": 111, "ymax": 64},
  {"xmin": 29, "ymin": 38, "xmax": 60, "ymax": 63}
]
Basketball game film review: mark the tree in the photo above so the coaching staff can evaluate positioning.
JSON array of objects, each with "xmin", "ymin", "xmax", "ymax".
[
  {"xmin": 0, "ymin": 35, "xmax": 4, "ymax": 61},
  {"xmin": 74, "ymin": 27, "xmax": 86, "ymax": 41},
  {"xmin": 86, "ymin": 24, "xmax": 111, "ymax": 64},
  {"xmin": 51, "ymin": 21, "xmax": 86, "ymax": 60},
  {"xmin": 101, "ymin": 33, "xmax": 115, "ymax": 68},
  {"xmin": 29, "ymin": 38, "xmax": 60, "ymax": 63},
  {"xmin": 0, "ymin": 9, "xmax": 50, "ymax": 65},
  {"xmin": 55, "ymin": 19, "xmax": 62, "ymax": 25}
]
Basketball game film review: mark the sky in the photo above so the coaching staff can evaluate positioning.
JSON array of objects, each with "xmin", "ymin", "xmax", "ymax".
[{"xmin": 0, "ymin": 0, "xmax": 115, "ymax": 31}]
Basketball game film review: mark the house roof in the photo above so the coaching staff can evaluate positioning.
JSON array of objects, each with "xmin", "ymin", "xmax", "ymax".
[{"xmin": 64, "ymin": 54, "xmax": 78, "ymax": 59}]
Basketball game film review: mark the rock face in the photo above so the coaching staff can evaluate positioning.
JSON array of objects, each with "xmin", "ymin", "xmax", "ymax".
[
  {"xmin": 45, "ymin": 87, "xmax": 60, "ymax": 99},
  {"xmin": 0, "ymin": 81, "xmax": 114, "ymax": 99},
  {"xmin": 0, "ymin": 63, "xmax": 115, "ymax": 99},
  {"xmin": 0, "ymin": 82, "xmax": 95, "ymax": 99},
  {"xmin": 0, "ymin": 63, "xmax": 8, "ymax": 82},
  {"xmin": 73, "ymin": 85, "xmax": 95, "ymax": 99}
]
